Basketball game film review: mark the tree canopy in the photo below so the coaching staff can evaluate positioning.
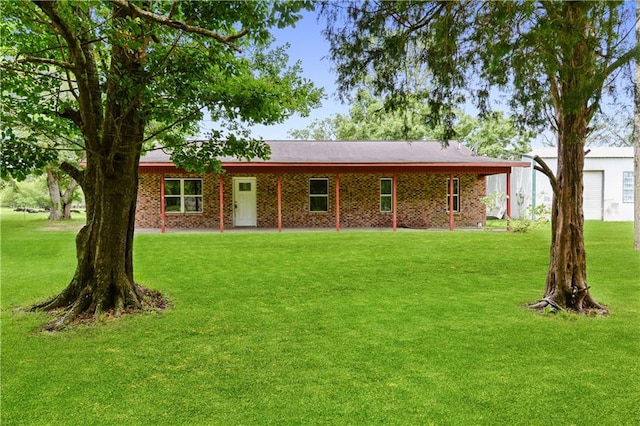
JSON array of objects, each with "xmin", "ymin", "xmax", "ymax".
[
  {"xmin": 321, "ymin": 1, "xmax": 637, "ymax": 137},
  {"xmin": 453, "ymin": 112, "xmax": 533, "ymax": 159}
]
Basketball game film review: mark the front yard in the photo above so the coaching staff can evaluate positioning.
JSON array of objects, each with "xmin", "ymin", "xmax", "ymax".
[{"xmin": 1, "ymin": 209, "xmax": 638, "ymax": 424}]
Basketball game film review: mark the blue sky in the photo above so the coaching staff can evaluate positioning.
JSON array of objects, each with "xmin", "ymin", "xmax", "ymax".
[
  {"xmin": 200, "ymin": 10, "xmax": 349, "ymax": 140},
  {"xmin": 249, "ymin": 11, "xmax": 350, "ymax": 139}
]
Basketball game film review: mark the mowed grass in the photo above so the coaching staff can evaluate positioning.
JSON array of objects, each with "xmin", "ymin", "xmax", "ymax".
[{"xmin": 1, "ymin": 209, "xmax": 639, "ymax": 425}]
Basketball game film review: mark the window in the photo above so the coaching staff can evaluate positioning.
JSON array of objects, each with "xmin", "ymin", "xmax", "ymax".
[
  {"xmin": 623, "ymin": 172, "xmax": 634, "ymax": 203},
  {"xmin": 309, "ymin": 178, "xmax": 328, "ymax": 212},
  {"xmin": 380, "ymin": 178, "xmax": 393, "ymax": 212},
  {"xmin": 165, "ymin": 178, "xmax": 203, "ymax": 213},
  {"xmin": 446, "ymin": 177, "xmax": 460, "ymax": 212}
]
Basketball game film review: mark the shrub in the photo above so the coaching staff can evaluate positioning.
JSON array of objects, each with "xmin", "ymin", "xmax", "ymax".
[{"xmin": 509, "ymin": 204, "xmax": 551, "ymax": 233}]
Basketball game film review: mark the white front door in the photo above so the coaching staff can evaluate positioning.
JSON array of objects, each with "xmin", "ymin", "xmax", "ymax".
[{"xmin": 233, "ymin": 177, "xmax": 257, "ymax": 226}]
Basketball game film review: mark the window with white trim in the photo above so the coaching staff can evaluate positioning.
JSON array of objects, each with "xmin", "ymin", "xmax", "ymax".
[
  {"xmin": 446, "ymin": 177, "xmax": 460, "ymax": 212},
  {"xmin": 380, "ymin": 178, "xmax": 393, "ymax": 212},
  {"xmin": 165, "ymin": 178, "xmax": 203, "ymax": 213},
  {"xmin": 309, "ymin": 178, "xmax": 328, "ymax": 212},
  {"xmin": 623, "ymin": 172, "xmax": 634, "ymax": 203}
]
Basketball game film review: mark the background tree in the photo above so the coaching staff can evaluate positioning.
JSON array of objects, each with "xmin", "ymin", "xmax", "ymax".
[
  {"xmin": 441, "ymin": 111, "xmax": 533, "ymax": 159},
  {"xmin": 321, "ymin": 1, "xmax": 639, "ymax": 313},
  {"xmin": 288, "ymin": 116, "xmax": 338, "ymax": 140},
  {"xmin": 0, "ymin": 176, "xmax": 50, "ymax": 210},
  {"xmin": 290, "ymin": 89, "xmax": 532, "ymax": 159},
  {"xmin": 586, "ymin": 107, "xmax": 633, "ymax": 147},
  {"xmin": 0, "ymin": 134, "xmax": 81, "ymax": 220},
  {"xmin": 1, "ymin": 0, "xmax": 321, "ymax": 329},
  {"xmin": 289, "ymin": 88, "xmax": 436, "ymax": 140},
  {"xmin": 45, "ymin": 165, "xmax": 79, "ymax": 220}
]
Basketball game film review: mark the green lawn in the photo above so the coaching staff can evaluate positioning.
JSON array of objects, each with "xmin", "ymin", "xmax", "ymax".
[{"xmin": 1, "ymin": 209, "xmax": 639, "ymax": 425}]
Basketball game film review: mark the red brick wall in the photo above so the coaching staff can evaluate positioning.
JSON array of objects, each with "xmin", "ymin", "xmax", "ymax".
[
  {"xmin": 135, "ymin": 171, "xmax": 486, "ymax": 229},
  {"xmin": 136, "ymin": 173, "xmax": 219, "ymax": 229},
  {"xmin": 136, "ymin": 173, "xmax": 161, "ymax": 228},
  {"xmin": 395, "ymin": 174, "xmax": 486, "ymax": 228}
]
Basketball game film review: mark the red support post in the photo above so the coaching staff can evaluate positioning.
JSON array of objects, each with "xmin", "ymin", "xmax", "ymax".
[
  {"xmin": 277, "ymin": 174, "xmax": 282, "ymax": 232},
  {"xmin": 219, "ymin": 174, "xmax": 224, "ymax": 233},
  {"xmin": 392, "ymin": 173, "xmax": 397, "ymax": 231},
  {"xmin": 160, "ymin": 172, "xmax": 166, "ymax": 233},
  {"xmin": 335, "ymin": 174, "xmax": 341, "ymax": 232},
  {"xmin": 506, "ymin": 171, "xmax": 512, "ymax": 230},
  {"xmin": 449, "ymin": 173, "xmax": 455, "ymax": 231}
]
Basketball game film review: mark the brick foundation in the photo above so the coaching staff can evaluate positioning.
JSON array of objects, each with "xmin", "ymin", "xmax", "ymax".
[{"xmin": 135, "ymin": 172, "xmax": 486, "ymax": 230}]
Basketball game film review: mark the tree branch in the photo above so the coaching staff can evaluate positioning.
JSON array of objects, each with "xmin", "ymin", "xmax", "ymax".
[
  {"xmin": 603, "ymin": 43, "xmax": 640, "ymax": 81},
  {"xmin": 34, "ymin": 0, "xmax": 103, "ymax": 148},
  {"xmin": 56, "ymin": 108, "xmax": 83, "ymax": 129},
  {"xmin": 17, "ymin": 56, "xmax": 74, "ymax": 70},
  {"xmin": 168, "ymin": 0, "xmax": 178, "ymax": 19},
  {"xmin": 533, "ymin": 155, "xmax": 559, "ymax": 196},
  {"xmin": 62, "ymin": 178, "xmax": 78, "ymax": 205},
  {"xmin": 142, "ymin": 116, "xmax": 198, "ymax": 144},
  {"xmin": 60, "ymin": 161, "xmax": 84, "ymax": 186},
  {"xmin": 33, "ymin": 1, "xmax": 86, "ymax": 69},
  {"xmin": 398, "ymin": 2, "xmax": 447, "ymax": 33},
  {"xmin": 0, "ymin": 64, "xmax": 68, "ymax": 82},
  {"xmin": 110, "ymin": 0, "xmax": 248, "ymax": 51}
]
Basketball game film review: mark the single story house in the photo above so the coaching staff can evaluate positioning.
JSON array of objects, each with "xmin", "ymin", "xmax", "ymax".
[
  {"xmin": 487, "ymin": 147, "xmax": 635, "ymax": 221},
  {"xmin": 136, "ymin": 140, "xmax": 530, "ymax": 232}
]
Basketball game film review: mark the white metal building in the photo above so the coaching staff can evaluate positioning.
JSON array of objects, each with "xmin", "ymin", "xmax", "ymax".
[{"xmin": 487, "ymin": 147, "xmax": 635, "ymax": 221}]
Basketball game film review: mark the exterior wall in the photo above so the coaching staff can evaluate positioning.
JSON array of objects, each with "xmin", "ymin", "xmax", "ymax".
[
  {"xmin": 536, "ymin": 157, "xmax": 635, "ymax": 221},
  {"xmin": 487, "ymin": 148, "xmax": 634, "ymax": 221},
  {"xmin": 136, "ymin": 173, "xmax": 219, "ymax": 229},
  {"xmin": 338, "ymin": 174, "xmax": 392, "ymax": 228},
  {"xmin": 135, "ymin": 171, "xmax": 487, "ymax": 230},
  {"xmin": 395, "ymin": 174, "xmax": 485, "ymax": 228}
]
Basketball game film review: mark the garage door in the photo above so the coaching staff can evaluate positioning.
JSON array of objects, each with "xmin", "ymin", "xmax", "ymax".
[{"xmin": 583, "ymin": 171, "xmax": 603, "ymax": 220}]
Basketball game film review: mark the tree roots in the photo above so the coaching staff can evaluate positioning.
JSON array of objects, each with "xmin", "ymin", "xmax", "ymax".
[
  {"xmin": 527, "ymin": 297, "xmax": 609, "ymax": 316},
  {"xmin": 30, "ymin": 284, "xmax": 170, "ymax": 331}
]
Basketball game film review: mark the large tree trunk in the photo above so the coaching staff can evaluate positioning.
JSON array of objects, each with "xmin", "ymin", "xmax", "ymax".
[
  {"xmin": 32, "ymin": 145, "xmax": 146, "ymax": 329},
  {"xmin": 538, "ymin": 124, "xmax": 604, "ymax": 313},
  {"xmin": 531, "ymin": 118, "xmax": 606, "ymax": 314}
]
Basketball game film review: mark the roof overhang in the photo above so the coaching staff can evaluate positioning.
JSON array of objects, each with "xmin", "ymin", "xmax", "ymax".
[
  {"xmin": 139, "ymin": 161, "xmax": 529, "ymax": 176},
  {"xmin": 138, "ymin": 141, "xmax": 530, "ymax": 176}
]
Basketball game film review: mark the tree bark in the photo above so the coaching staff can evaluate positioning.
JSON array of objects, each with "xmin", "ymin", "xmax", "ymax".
[
  {"xmin": 534, "ymin": 121, "xmax": 602, "ymax": 312},
  {"xmin": 33, "ymin": 138, "xmax": 144, "ymax": 327},
  {"xmin": 46, "ymin": 167, "xmax": 62, "ymax": 221},
  {"xmin": 634, "ymin": 0, "xmax": 640, "ymax": 251},
  {"xmin": 46, "ymin": 167, "xmax": 78, "ymax": 220},
  {"xmin": 62, "ymin": 179, "xmax": 77, "ymax": 219}
]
